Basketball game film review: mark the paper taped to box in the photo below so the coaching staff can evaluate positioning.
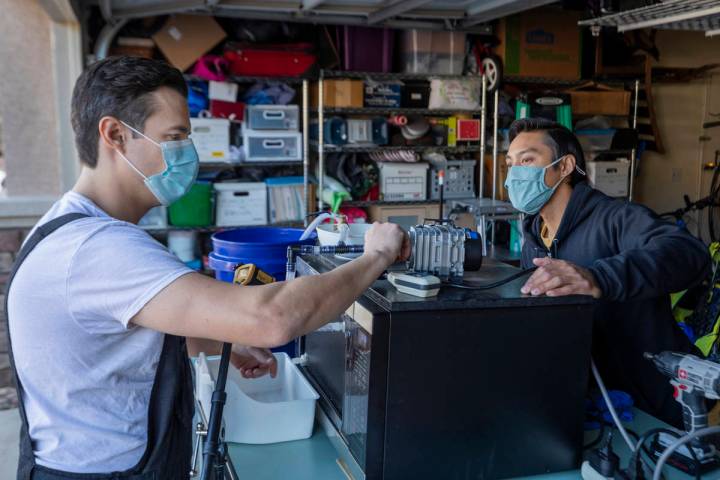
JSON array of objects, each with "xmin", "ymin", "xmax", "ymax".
[{"xmin": 428, "ymin": 79, "xmax": 481, "ymax": 110}]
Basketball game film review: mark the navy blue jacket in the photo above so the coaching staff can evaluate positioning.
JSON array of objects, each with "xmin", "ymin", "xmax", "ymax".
[{"xmin": 521, "ymin": 182, "xmax": 711, "ymax": 428}]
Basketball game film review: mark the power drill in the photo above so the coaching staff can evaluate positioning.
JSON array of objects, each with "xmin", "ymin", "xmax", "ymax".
[{"xmin": 644, "ymin": 351, "xmax": 720, "ymax": 474}]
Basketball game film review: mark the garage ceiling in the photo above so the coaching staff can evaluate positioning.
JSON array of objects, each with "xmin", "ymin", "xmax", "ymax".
[
  {"xmin": 91, "ymin": 0, "xmax": 560, "ymax": 32},
  {"xmin": 579, "ymin": 0, "xmax": 720, "ymax": 36}
]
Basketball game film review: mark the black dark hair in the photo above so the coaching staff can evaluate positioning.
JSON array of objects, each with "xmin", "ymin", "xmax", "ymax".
[
  {"xmin": 70, "ymin": 56, "xmax": 188, "ymax": 168},
  {"xmin": 508, "ymin": 118, "xmax": 587, "ymax": 186}
]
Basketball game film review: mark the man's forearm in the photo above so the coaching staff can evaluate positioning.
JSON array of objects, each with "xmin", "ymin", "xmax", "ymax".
[{"xmin": 268, "ymin": 252, "xmax": 389, "ymax": 340}]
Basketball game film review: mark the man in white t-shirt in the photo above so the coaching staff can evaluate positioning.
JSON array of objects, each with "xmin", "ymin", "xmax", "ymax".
[{"xmin": 6, "ymin": 56, "xmax": 408, "ymax": 479}]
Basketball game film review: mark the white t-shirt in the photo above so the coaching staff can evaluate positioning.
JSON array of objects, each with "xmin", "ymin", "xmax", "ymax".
[{"xmin": 7, "ymin": 191, "xmax": 193, "ymax": 473}]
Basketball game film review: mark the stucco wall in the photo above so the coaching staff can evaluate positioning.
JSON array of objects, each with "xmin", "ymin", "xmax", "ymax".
[{"xmin": 0, "ymin": 0, "xmax": 62, "ymax": 197}]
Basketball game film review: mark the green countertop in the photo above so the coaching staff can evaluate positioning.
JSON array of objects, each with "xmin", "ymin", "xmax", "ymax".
[{"xmin": 226, "ymin": 409, "xmax": 709, "ymax": 480}]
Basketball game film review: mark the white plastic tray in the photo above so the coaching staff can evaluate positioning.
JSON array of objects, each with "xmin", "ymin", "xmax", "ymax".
[{"xmin": 195, "ymin": 352, "xmax": 319, "ymax": 444}]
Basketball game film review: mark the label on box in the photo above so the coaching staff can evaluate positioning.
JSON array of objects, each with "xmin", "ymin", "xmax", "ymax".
[{"xmin": 364, "ymin": 82, "xmax": 402, "ymax": 108}]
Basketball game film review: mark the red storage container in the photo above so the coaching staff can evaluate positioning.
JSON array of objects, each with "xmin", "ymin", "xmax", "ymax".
[
  {"xmin": 224, "ymin": 43, "xmax": 316, "ymax": 77},
  {"xmin": 210, "ymin": 100, "xmax": 245, "ymax": 121},
  {"xmin": 341, "ymin": 26, "xmax": 395, "ymax": 73}
]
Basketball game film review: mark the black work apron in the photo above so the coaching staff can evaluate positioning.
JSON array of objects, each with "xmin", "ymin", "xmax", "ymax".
[{"xmin": 4, "ymin": 213, "xmax": 194, "ymax": 479}]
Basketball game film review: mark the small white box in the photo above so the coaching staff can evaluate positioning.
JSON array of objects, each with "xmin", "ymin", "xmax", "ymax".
[
  {"xmin": 195, "ymin": 352, "xmax": 319, "ymax": 445},
  {"xmin": 587, "ymin": 161, "xmax": 630, "ymax": 198},
  {"xmin": 191, "ymin": 118, "xmax": 231, "ymax": 163},
  {"xmin": 214, "ymin": 182, "xmax": 268, "ymax": 226},
  {"xmin": 379, "ymin": 162, "xmax": 429, "ymax": 201},
  {"xmin": 208, "ymin": 81, "xmax": 239, "ymax": 102}
]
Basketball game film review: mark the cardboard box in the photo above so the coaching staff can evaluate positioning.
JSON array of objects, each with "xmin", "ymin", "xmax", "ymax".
[
  {"xmin": 364, "ymin": 81, "xmax": 402, "ymax": 108},
  {"xmin": 483, "ymin": 153, "xmax": 509, "ymax": 202},
  {"xmin": 496, "ymin": 9, "xmax": 582, "ymax": 80},
  {"xmin": 587, "ymin": 161, "xmax": 629, "ymax": 198},
  {"xmin": 215, "ymin": 182, "xmax": 268, "ymax": 226},
  {"xmin": 152, "ymin": 15, "xmax": 227, "ymax": 71},
  {"xmin": 367, "ymin": 204, "xmax": 440, "ymax": 231},
  {"xmin": 311, "ymin": 80, "xmax": 363, "ymax": 108},
  {"xmin": 567, "ymin": 89, "xmax": 631, "ymax": 116}
]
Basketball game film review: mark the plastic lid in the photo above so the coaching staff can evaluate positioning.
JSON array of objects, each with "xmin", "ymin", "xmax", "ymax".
[{"xmin": 214, "ymin": 182, "xmax": 266, "ymax": 191}]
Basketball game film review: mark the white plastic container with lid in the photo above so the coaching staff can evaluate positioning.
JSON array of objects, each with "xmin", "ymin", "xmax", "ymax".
[
  {"xmin": 214, "ymin": 182, "xmax": 268, "ymax": 226},
  {"xmin": 195, "ymin": 352, "xmax": 319, "ymax": 444},
  {"xmin": 379, "ymin": 162, "xmax": 429, "ymax": 201},
  {"xmin": 587, "ymin": 160, "xmax": 630, "ymax": 198},
  {"xmin": 190, "ymin": 118, "xmax": 231, "ymax": 163}
]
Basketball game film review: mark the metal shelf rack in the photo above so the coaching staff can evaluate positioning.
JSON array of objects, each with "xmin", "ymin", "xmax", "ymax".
[
  {"xmin": 142, "ymin": 220, "xmax": 304, "ymax": 234},
  {"xmin": 313, "ymin": 107, "xmax": 480, "ymax": 116},
  {"xmin": 578, "ymin": 0, "xmax": 720, "ymax": 34},
  {"xmin": 310, "ymin": 142, "xmax": 482, "ymax": 154},
  {"xmin": 313, "ymin": 69, "xmax": 489, "ymax": 215},
  {"xmin": 321, "ymin": 70, "xmax": 479, "ymax": 81},
  {"xmin": 182, "ymin": 74, "xmax": 312, "ymax": 228}
]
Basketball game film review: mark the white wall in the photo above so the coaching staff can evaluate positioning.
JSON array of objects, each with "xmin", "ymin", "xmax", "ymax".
[{"xmin": 634, "ymin": 31, "xmax": 720, "ymax": 240}]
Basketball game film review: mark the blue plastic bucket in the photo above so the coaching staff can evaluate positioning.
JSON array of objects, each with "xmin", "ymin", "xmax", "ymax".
[
  {"xmin": 208, "ymin": 227, "xmax": 317, "ymax": 355},
  {"xmin": 209, "ymin": 227, "xmax": 317, "ymax": 282}
]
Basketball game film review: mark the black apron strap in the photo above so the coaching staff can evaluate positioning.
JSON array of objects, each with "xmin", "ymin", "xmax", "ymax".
[
  {"xmin": 5, "ymin": 211, "xmax": 193, "ymax": 480},
  {"xmin": 4, "ymin": 213, "xmax": 89, "ymax": 480}
]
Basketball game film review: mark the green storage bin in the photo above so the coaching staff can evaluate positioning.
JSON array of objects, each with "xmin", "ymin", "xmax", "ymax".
[{"xmin": 168, "ymin": 182, "xmax": 213, "ymax": 227}]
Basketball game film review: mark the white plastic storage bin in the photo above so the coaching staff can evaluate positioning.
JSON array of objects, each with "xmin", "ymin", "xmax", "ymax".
[
  {"xmin": 195, "ymin": 352, "xmax": 319, "ymax": 444},
  {"xmin": 379, "ymin": 162, "xmax": 429, "ymax": 201},
  {"xmin": 246, "ymin": 105, "xmax": 299, "ymax": 131},
  {"xmin": 190, "ymin": 118, "xmax": 231, "ymax": 163},
  {"xmin": 243, "ymin": 129, "xmax": 303, "ymax": 162},
  {"xmin": 587, "ymin": 160, "xmax": 630, "ymax": 197},
  {"xmin": 214, "ymin": 182, "xmax": 268, "ymax": 226}
]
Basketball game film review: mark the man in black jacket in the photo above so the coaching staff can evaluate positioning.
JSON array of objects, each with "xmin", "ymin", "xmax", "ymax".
[{"xmin": 505, "ymin": 118, "xmax": 710, "ymax": 427}]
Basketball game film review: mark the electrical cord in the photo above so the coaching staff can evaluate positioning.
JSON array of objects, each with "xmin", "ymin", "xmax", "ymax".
[
  {"xmin": 591, "ymin": 359, "xmax": 637, "ymax": 454},
  {"xmin": 653, "ymin": 426, "xmax": 720, "ymax": 480},
  {"xmin": 443, "ymin": 267, "xmax": 538, "ymax": 291},
  {"xmin": 630, "ymin": 428, "xmax": 701, "ymax": 480}
]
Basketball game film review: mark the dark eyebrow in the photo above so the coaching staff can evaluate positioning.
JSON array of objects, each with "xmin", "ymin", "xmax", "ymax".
[
  {"xmin": 506, "ymin": 147, "xmax": 542, "ymax": 161},
  {"xmin": 166, "ymin": 125, "xmax": 189, "ymax": 134}
]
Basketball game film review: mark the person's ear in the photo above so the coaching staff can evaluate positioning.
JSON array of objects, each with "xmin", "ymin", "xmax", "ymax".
[
  {"xmin": 98, "ymin": 116, "xmax": 127, "ymax": 154},
  {"xmin": 561, "ymin": 155, "xmax": 577, "ymax": 180}
]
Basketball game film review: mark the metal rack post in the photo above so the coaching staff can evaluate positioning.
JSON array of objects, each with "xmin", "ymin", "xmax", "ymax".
[
  {"xmin": 479, "ymin": 73, "xmax": 487, "ymax": 199},
  {"xmin": 318, "ymin": 74, "xmax": 325, "ymax": 212},
  {"xmin": 302, "ymin": 79, "xmax": 309, "ymax": 225},
  {"xmin": 629, "ymin": 79, "xmax": 640, "ymax": 201},
  {"xmin": 492, "ymin": 89, "xmax": 499, "ymax": 201}
]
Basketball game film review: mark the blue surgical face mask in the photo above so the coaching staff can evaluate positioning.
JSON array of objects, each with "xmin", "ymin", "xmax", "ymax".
[
  {"xmin": 118, "ymin": 121, "xmax": 199, "ymax": 206},
  {"xmin": 504, "ymin": 156, "xmax": 586, "ymax": 215}
]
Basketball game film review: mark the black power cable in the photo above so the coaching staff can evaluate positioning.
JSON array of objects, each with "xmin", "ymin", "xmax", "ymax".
[{"xmin": 443, "ymin": 267, "xmax": 538, "ymax": 291}]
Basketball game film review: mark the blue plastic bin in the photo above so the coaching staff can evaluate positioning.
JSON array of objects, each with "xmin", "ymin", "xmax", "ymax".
[{"xmin": 208, "ymin": 227, "xmax": 317, "ymax": 355}]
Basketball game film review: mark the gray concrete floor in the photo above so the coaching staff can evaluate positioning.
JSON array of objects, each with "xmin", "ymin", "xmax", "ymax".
[{"xmin": 0, "ymin": 408, "xmax": 20, "ymax": 478}]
